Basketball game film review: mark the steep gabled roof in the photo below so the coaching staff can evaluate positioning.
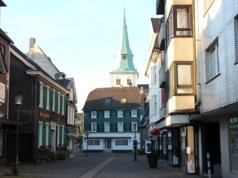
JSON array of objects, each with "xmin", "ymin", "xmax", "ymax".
[
  {"xmin": 26, "ymin": 38, "xmax": 64, "ymax": 80},
  {"xmin": 83, "ymin": 87, "xmax": 142, "ymax": 111},
  {"xmin": 110, "ymin": 9, "xmax": 138, "ymax": 74},
  {"xmin": 57, "ymin": 77, "xmax": 78, "ymax": 103}
]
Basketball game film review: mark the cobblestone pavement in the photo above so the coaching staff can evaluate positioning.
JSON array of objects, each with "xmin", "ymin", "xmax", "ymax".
[{"xmin": 0, "ymin": 152, "xmax": 221, "ymax": 178}]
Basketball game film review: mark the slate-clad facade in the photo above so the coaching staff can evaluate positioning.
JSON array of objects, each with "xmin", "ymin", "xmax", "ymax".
[
  {"xmin": 83, "ymin": 87, "xmax": 142, "ymax": 152},
  {"xmin": 0, "ymin": 28, "xmax": 13, "ymax": 160},
  {"xmin": 6, "ymin": 44, "xmax": 68, "ymax": 163}
]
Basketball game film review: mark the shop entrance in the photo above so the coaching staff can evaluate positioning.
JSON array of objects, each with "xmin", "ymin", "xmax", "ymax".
[{"xmin": 202, "ymin": 123, "xmax": 221, "ymax": 176}]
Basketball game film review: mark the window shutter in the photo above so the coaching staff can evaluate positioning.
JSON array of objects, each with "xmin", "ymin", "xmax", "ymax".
[
  {"xmin": 42, "ymin": 124, "xmax": 46, "ymax": 146},
  {"xmin": 59, "ymin": 126, "xmax": 62, "ymax": 145},
  {"xmin": 49, "ymin": 89, "xmax": 52, "ymax": 110},
  {"xmin": 64, "ymin": 126, "xmax": 67, "ymax": 144},
  {"xmin": 60, "ymin": 95, "xmax": 63, "ymax": 114},
  {"xmin": 43, "ymin": 86, "xmax": 47, "ymax": 107},
  {"xmin": 48, "ymin": 125, "xmax": 51, "ymax": 145},
  {"xmin": 55, "ymin": 92, "xmax": 58, "ymax": 112},
  {"xmin": 36, "ymin": 124, "xmax": 39, "ymax": 148}
]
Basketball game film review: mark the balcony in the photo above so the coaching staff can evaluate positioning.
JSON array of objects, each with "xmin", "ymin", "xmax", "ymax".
[
  {"xmin": 156, "ymin": 0, "xmax": 165, "ymax": 15},
  {"xmin": 158, "ymin": 22, "xmax": 165, "ymax": 51},
  {"xmin": 159, "ymin": 64, "xmax": 165, "ymax": 88},
  {"xmin": 166, "ymin": 38, "xmax": 194, "ymax": 68},
  {"xmin": 168, "ymin": 95, "xmax": 195, "ymax": 113}
]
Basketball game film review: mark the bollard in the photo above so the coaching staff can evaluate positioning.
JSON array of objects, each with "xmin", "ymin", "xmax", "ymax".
[{"xmin": 207, "ymin": 153, "xmax": 211, "ymax": 178}]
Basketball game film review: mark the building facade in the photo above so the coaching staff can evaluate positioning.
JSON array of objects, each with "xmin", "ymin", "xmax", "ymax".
[
  {"xmin": 6, "ymin": 44, "xmax": 68, "ymax": 163},
  {"xmin": 0, "ymin": 0, "xmax": 15, "ymax": 161},
  {"xmin": 82, "ymin": 87, "xmax": 142, "ymax": 152},
  {"xmin": 58, "ymin": 78, "xmax": 78, "ymax": 154},
  {"xmin": 151, "ymin": 0, "xmax": 238, "ymax": 177}
]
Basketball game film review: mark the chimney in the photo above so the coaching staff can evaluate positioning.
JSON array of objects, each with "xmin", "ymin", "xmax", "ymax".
[{"xmin": 29, "ymin": 38, "xmax": 36, "ymax": 48}]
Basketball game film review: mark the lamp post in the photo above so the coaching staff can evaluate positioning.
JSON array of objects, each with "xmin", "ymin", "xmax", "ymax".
[
  {"xmin": 133, "ymin": 124, "xmax": 137, "ymax": 162},
  {"xmin": 85, "ymin": 130, "xmax": 90, "ymax": 157},
  {"xmin": 14, "ymin": 95, "xmax": 23, "ymax": 176}
]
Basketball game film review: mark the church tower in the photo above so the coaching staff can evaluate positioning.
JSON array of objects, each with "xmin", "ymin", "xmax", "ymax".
[{"xmin": 110, "ymin": 9, "xmax": 139, "ymax": 87}]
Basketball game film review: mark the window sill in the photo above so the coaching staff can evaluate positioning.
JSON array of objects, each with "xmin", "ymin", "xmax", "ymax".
[{"xmin": 205, "ymin": 73, "xmax": 221, "ymax": 84}]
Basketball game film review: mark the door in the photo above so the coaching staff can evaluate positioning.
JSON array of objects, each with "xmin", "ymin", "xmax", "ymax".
[{"xmin": 105, "ymin": 139, "xmax": 111, "ymax": 150}]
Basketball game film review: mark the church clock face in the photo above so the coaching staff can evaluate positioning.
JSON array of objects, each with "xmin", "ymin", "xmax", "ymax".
[{"xmin": 121, "ymin": 54, "xmax": 127, "ymax": 59}]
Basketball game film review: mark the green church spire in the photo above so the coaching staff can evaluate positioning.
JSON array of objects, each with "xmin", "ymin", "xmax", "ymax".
[{"xmin": 111, "ymin": 9, "xmax": 138, "ymax": 73}]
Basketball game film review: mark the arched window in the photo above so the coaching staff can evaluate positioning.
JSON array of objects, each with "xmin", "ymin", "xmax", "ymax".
[
  {"xmin": 127, "ymin": 77, "xmax": 132, "ymax": 85},
  {"xmin": 116, "ymin": 78, "xmax": 121, "ymax": 85}
]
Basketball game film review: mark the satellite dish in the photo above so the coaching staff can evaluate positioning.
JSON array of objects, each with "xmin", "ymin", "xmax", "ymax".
[{"xmin": 54, "ymin": 73, "xmax": 60, "ymax": 79}]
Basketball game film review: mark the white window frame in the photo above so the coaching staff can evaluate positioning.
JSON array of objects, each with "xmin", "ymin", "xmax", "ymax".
[
  {"xmin": 117, "ymin": 122, "xmax": 124, "ymax": 132},
  {"xmin": 91, "ymin": 122, "xmax": 97, "ymax": 132},
  {"xmin": 104, "ymin": 122, "xmax": 110, "ymax": 132},
  {"xmin": 104, "ymin": 111, "xmax": 110, "ymax": 118},
  {"xmin": 57, "ymin": 92, "xmax": 60, "ymax": 113},
  {"xmin": 117, "ymin": 110, "xmax": 123, "ymax": 118},
  {"xmin": 131, "ymin": 122, "xmax": 138, "ymax": 132},
  {"xmin": 46, "ymin": 86, "xmax": 50, "ymax": 110},
  {"xmin": 39, "ymin": 82, "xmax": 43, "ymax": 108},
  {"xmin": 206, "ymin": 39, "xmax": 219, "ymax": 81},
  {"xmin": 52, "ymin": 89, "xmax": 55, "ymax": 112},
  {"xmin": 61, "ymin": 95, "xmax": 65, "ymax": 115},
  {"xmin": 61, "ymin": 125, "xmax": 64, "ymax": 145},
  {"xmin": 131, "ymin": 110, "xmax": 137, "ymax": 118},
  {"xmin": 91, "ymin": 111, "xmax": 97, "ymax": 119},
  {"xmin": 57, "ymin": 125, "xmax": 60, "ymax": 145},
  {"xmin": 38, "ymin": 121, "xmax": 43, "ymax": 148},
  {"xmin": 45, "ymin": 123, "xmax": 49, "ymax": 146},
  {"xmin": 234, "ymin": 16, "xmax": 238, "ymax": 63}
]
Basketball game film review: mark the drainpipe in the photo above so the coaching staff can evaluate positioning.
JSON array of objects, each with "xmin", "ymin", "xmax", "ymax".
[{"xmin": 194, "ymin": 0, "xmax": 201, "ymax": 109}]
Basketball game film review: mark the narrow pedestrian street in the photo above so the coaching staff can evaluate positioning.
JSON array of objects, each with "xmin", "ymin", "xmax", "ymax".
[{"xmin": 0, "ymin": 152, "xmax": 220, "ymax": 178}]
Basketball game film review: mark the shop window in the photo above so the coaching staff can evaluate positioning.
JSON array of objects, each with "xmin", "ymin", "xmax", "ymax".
[{"xmin": 229, "ymin": 117, "xmax": 238, "ymax": 172}]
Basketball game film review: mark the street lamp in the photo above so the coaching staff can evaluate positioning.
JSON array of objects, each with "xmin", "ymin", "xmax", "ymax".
[
  {"xmin": 85, "ymin": 130, "xmax": 90, "ymax": 157},
  {"xmin": 133, "ymin": 123, "xmax": 137, "ymax": 162},
  {"xmin": 14, "ymin": 94, "xmax": 23, "ymax": 176}
]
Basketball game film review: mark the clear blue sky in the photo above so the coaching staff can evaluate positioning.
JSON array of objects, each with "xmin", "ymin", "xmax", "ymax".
[{"xmin": 2, "ymin": 0, "xmax": 157, "ymax": 111}]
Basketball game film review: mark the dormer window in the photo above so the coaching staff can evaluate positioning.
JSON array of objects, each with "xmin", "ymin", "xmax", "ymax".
[
  {"xmin": 121, "ymin": 98, "xmax": 127, "ymax": 104},
  {"xmin": 105, "ymin": 97, "xmax": 112, "ymax": 105}
]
